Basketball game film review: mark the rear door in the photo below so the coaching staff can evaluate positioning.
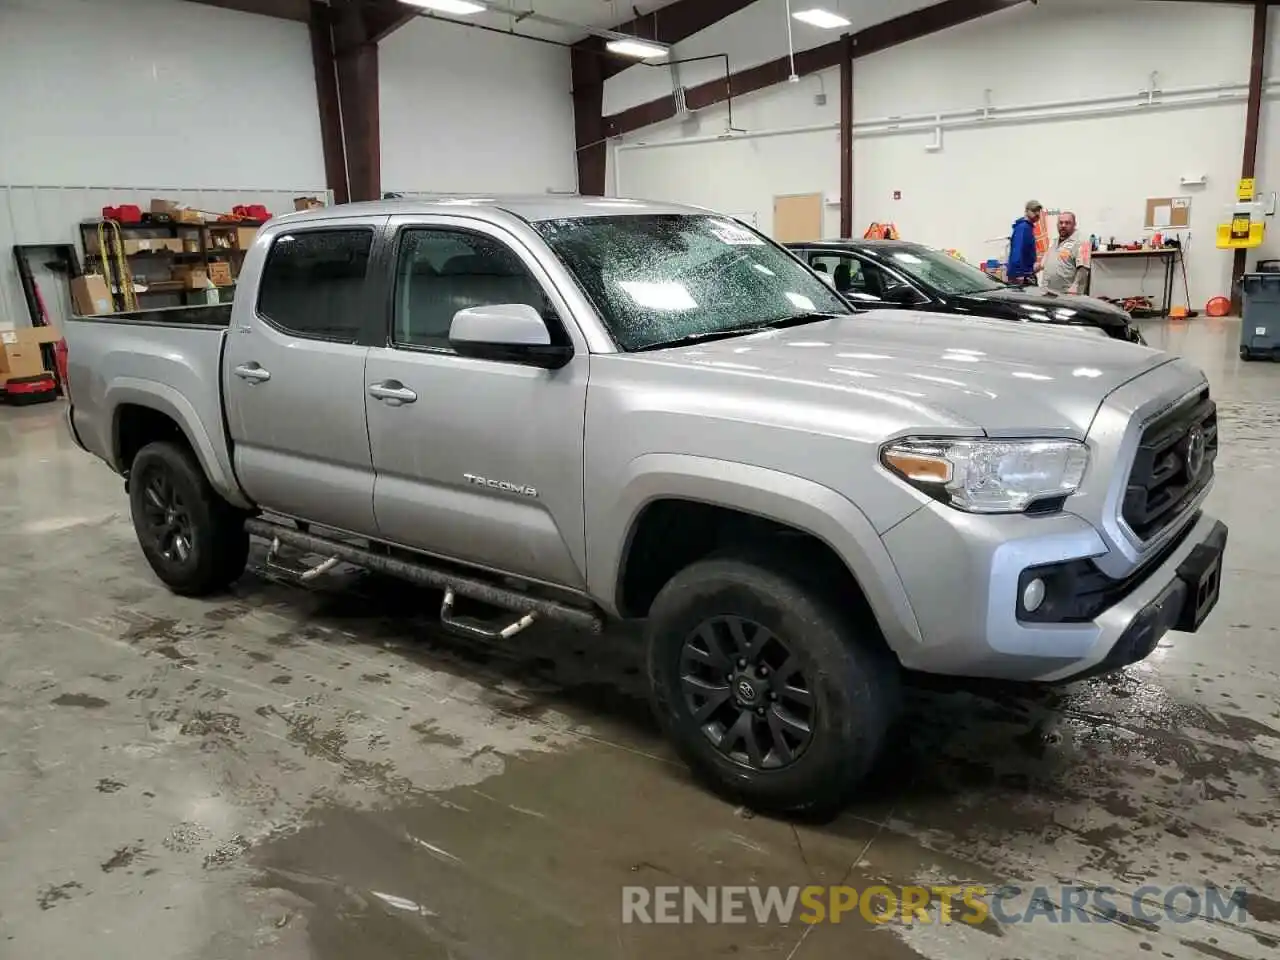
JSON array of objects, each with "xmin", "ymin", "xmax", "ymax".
[
  {"xmin": 223, "ymin": 218, "xmax": 387, "ymax": 535},
  {"xmin": 363, "ymin": 215, "xmax": 589, "ymax": 588}
]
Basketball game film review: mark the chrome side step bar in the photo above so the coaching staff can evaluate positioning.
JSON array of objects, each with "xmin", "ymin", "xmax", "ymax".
[
  {"xmin": 440, "ymin": 588, "xmax": 537, "ymax": 640},
  {"xmin": 244, "ymin": 518, "xmax": 604, "ymax": 635},
  {"xmin": 265, "ymin": 537, "xmax": 341, "ymax": 581}
]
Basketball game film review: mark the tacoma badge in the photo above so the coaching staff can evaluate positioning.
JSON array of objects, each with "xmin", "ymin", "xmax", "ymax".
[{"xmin": 463, "ymin": 473, "xmax": 538, "ymax": 498}]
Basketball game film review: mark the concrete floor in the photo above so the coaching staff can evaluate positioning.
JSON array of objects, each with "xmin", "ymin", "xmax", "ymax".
[{"xmin": 1, "ymin": 317, "xmax": 1278, "ymax": 960}]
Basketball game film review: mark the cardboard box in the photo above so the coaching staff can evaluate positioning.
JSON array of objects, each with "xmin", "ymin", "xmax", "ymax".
[
  {"xmin": 294, "ymin": 196, "xmax": 324, "ymax": 211},
  {"xmin": 173, "ymin": 265, "xmax": 210, "ymax": 290},
  {"xmin": 0, "ymin": 327, "xmax": 57, "ymax": 382},
  {"xmin": 235, "ymin": 226, "xmax": 259, "ymax": 251},
  {"xmin": 87, "ymin": 235, "xmax": 181, "ymax": 256},
  {"xmin": 150, "ymin": 198, "xmax": 179, "ymax": 215},
  {"xmin": 70, "ymin": 274, "xmax": 113, "ymax": 316},
  {"xmin": 208, "ymin": 262, "xmax": 234, "ymax": 287},
  {"xmin": 173, "ymin": 209, "xmax": 203, "ymax": 224}
]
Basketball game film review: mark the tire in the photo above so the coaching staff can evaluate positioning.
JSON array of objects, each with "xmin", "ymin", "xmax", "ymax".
[
  {"xmin": 1240, "ymin": 346, "xmax": 1255, "ymax": 361},
  {"xmin": 646, "ymin": 553, "xmax": 899, "ymax": 816},
  {"xmin": 128, "ymin": 440, "xmax": 248, "ymax": 597}
]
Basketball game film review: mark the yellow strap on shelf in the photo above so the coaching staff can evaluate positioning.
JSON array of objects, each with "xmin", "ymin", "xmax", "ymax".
[{"xmin": 96, "ymin": 219, "xmax": 137, "ymax": 312}]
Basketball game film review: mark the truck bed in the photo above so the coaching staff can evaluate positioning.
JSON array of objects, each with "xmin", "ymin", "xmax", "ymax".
[
  {"xmin": 63, "ymin": 306, "xmax": 238, "ymax": 501},
  {"xmin": 76, "ymin": 302, "xmax": 232, "ymax": 328}
]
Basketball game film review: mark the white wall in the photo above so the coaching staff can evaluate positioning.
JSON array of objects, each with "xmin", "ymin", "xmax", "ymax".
[
  {"xmin": 380, "ymin": 17, "xmax": 577, "ymax": 195},
  {"xmin": 609, "ymin": 0, "xmax": 1280, "ymax": 311},
  {"xmin": 0, "ymin": 0, "xmax": 327, "ymax": 329},
  {"xmin": 0, "ymin": 0, "xmax": 324, "ymax": 188}
]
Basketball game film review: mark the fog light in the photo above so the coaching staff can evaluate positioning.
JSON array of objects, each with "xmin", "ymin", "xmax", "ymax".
[{"xmin": 1023, "ymin": 577, "xmax": 1046, "ymax": 613}]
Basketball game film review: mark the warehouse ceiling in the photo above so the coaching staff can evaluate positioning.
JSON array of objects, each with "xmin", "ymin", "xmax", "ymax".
[{"xmin": 180, "ymin": 0, "xmax": 953, "ymax": 46}]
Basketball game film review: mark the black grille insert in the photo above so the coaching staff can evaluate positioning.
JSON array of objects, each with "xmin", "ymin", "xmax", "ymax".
[{"xmin": 1122, "ymin": 390, "xmax": 1217, "ymax": 542}]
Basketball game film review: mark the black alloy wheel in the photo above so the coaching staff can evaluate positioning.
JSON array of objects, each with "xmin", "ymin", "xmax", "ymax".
[
  {"xmin": 679, "ymin": 615, "xmax": 815, "ymax": 770},
  {"xmin": 139, "ymin": 465, "xmax": 195, "ymax": 565}
]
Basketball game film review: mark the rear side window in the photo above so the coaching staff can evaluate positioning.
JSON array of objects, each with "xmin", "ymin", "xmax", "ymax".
[{"xmin": 257, "ymin": 229, "xmax": 373, "ymax": 341}]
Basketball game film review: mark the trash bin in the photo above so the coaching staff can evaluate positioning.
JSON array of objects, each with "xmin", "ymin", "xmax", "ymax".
[{"xmin": 1240, "ymin": 272, "xmax": 1280, "ymax": 360}]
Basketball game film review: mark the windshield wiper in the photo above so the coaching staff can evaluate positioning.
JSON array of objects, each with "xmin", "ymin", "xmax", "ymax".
[
  {"xmin": 636, "ymin": 312, "xmax": 846, "ymax": 352},
  {"xmin": 761, "ymin": 311, "xmax": 846, "ymax": 328}
]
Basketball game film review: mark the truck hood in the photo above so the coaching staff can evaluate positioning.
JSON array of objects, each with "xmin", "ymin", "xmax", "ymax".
[{"xmin": 636, "ymin": 310, "xmax": 1173, "ymax": 438}]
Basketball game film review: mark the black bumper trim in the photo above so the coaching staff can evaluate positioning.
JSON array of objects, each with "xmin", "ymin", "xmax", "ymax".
[
  {"xmin": 1060, "ymin": 520, "xmax": 1228, "ymax": 683},
  {"xmin": 65, "ymin": 405, "xmax": 87, "ymax": 452}
]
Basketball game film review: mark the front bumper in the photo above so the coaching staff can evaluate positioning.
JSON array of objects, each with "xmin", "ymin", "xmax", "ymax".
[{"xmin": 881, "ymin": 505, "xmax": 1227, "ymax": 683}]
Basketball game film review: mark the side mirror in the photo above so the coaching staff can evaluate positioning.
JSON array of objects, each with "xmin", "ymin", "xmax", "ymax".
[
  {"xmin": 448, "ymin": 303, "xmax": 573, "ymax": 369},
  {"xmin": 883, "ymin": 284, "xmax": 922, "ymax": 306}
]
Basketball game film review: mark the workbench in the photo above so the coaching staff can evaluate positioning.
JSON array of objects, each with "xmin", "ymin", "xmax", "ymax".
[{"xmin": 1091, "ymin": 247, "xmax": 1181, "ymax": 319}]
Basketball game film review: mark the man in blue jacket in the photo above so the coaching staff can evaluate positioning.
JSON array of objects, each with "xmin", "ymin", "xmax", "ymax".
[{"xmin": 1007, "ymin": 200, "xmax": 1043, "ymax": 285}]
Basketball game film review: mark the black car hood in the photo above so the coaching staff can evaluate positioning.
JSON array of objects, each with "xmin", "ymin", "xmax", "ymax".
[{"xmin": 958, "ymin": 285, "xmax": 1130, "ymax": 328}]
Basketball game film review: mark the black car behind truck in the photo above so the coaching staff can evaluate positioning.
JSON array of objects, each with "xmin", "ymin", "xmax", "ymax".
[{"xmin": 788, "ymin": 239, "xmax": 1145, "ymax": 344}]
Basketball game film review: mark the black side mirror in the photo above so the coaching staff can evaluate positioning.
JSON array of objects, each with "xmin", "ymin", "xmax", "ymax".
[{"xmin": 883, "ymin": 284, "xmax": 922, "ymax": 306}]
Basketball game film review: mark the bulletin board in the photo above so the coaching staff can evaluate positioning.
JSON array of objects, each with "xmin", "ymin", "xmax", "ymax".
[{"xmin": 1144, "ymin": 196, "xmax": 1192, "ymax": 230}]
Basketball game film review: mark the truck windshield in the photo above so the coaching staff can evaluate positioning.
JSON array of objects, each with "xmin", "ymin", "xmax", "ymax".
[
  {"xmin": 534, "ymin": 214, "xmax": 852, "ymax": 351},
  {"xmin": 884, "ymin": 246, "xmax": 1005, "ymax": 296}
]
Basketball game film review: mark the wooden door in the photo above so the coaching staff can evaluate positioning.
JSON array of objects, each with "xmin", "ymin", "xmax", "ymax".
[{"xmin": 773, "ymin": 194, "xmax": 823, "ymax": 243}]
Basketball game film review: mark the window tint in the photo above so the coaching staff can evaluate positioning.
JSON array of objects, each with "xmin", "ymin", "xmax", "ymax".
[
  {"xmin": 394, "ymin": 229, "xmax": 554, "ymax": 350},
  {"xmin": 257, "ymin": 229, "xmax": 372, "ymax": 340}
]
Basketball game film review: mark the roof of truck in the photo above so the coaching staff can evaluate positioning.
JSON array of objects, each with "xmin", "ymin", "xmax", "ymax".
[{"xmin": 277, "ymin": 195, "xmax": 708, "ymax": 225}]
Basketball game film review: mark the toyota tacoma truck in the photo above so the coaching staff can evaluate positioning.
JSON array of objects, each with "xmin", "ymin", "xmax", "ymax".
[{"xmin": 63, "ymin": 198, "xmax": 1226, "ymax": 814}]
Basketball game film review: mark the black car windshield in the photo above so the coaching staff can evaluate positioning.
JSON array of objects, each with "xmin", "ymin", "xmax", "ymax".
[
  {"xmin": 881, "ymin": 245, "xmax": 1005, "ymax": 296},
  {"xmin": 533, "ymin": 214, "xmax": 852, "ymax": 351}
]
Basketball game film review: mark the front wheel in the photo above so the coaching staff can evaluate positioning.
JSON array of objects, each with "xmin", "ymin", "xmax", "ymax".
[
  {"xmin": 129, "ymin": 441, "xmax": 248, "ymax": 596},
  {"xmin": 1240, "ymin": 345, "xmax": 1256, "ymax": 361},
  {"xmin": 646, "ymin": 554, "xmax": 899, "ymax": 815}
]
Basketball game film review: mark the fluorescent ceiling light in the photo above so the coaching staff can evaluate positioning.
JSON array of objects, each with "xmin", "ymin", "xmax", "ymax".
[
  {"xmin": 606, "ymin": 38, "xmax": 669, "ymax": 60},
  {"xmin": 792, "ymin": 8, "xmax": 851, "ymax": 29},
  {"xmin": 401, "ymin": 0, "xmax": 487, "ymax": 14}
]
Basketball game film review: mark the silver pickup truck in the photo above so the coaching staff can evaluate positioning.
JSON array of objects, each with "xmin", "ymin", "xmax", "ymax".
[{"xmin": 64, "ymin": 197, "xmax": 1226, "ymax": 813}]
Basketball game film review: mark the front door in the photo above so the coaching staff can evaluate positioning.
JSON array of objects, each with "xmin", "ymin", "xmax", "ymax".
[
  {"xmin": 223, "ymin": 219, "xmax": 387, "ymax": 536},
  {"xmin": 804, "ymin": 251, "xmax": 897, "ymax": 308},
  {"xmin": 363, "ymin": 216, "xmax": 589, "ymax": 588}
]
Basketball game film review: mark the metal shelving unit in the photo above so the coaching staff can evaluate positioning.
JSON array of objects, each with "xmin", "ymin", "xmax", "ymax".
[{"xmin": 77, "ymin": 219, "xmax": 261, "ymax": 312}]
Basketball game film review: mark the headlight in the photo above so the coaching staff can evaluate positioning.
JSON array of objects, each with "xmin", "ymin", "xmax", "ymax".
[{"xmin": 880, "ymin": 438, "xmax": 1090, "ymax": 514}]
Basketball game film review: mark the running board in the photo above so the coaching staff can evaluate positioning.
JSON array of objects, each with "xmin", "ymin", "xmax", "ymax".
[
  {"xmin": 244, "ymin": 518, "xmax": 604, "ymax": 634},
  {"xmin": 440, "ymin": 588, "xmax": 537, "ymax": 640}
]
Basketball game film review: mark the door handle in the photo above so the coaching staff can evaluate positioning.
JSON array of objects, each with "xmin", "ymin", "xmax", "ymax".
[
  {"xmin": 368, "ymin": 381, "xmax": 418, "ymax": 405},
  {"xmin": 233, "ymin": 363, "xmax": 271, "ymax": 383}
]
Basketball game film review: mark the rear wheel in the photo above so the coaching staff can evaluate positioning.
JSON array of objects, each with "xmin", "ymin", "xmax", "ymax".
[
  {"xmin": 647, "ymin": 553, "xmax": 898, "ymax": 815},
  {"xmin": 129, "ymin": 441, "xmax": 248, "ymax": 596}
]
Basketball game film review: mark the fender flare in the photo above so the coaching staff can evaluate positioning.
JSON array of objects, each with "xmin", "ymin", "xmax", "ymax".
[
  {"xmin": 106, "ymin": 378, "xmax": 252, "ymax": 510},
  {"xmin": 589, "ymin": 453, "xmax": 922, "ymax": 653}
]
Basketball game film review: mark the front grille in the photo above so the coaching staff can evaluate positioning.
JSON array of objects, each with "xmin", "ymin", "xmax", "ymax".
[{"xmin": 1121, "ymin": 389, "xmax": 1217, "ymax": 542}]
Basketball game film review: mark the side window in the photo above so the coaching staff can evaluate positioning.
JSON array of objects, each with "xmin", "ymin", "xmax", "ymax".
[
  {"xmin": 394, "ymin": 228, "xmax": 555, "ymax": 351},
  {"xmin": 859, "ymin": 260, "xmax": 920, "ymax": 303},
  {"xmin": 811, "ymin": 254, "xmax": 874, "ymax": 300},
  {"xmin": 257, "ymin": 229, "xmax": 373, "ymax": 341}
]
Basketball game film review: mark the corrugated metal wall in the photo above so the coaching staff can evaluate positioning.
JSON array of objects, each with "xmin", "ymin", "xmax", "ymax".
[{"xmin": 1, "ymin": 185, "xmax": 330, "ymax": 331}]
